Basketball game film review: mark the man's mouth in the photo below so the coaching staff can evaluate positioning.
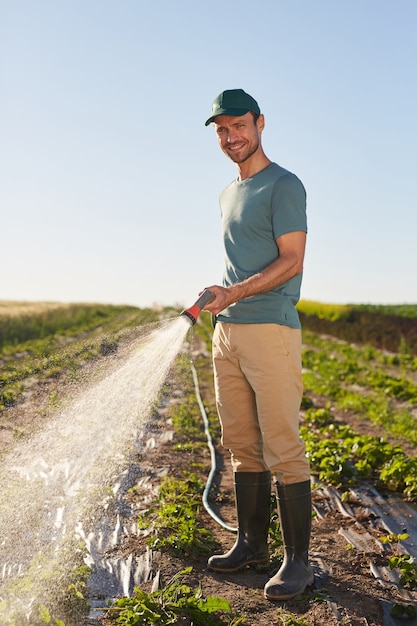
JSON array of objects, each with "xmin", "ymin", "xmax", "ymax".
[{"xmin": 227, "ymin": 142, "xmax": 245, "ymax": 152}]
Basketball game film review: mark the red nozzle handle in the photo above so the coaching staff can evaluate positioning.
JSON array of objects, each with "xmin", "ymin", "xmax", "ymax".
[{"xmin": 180, "ymin": 290, "xmax": 216, "ymax": 326}]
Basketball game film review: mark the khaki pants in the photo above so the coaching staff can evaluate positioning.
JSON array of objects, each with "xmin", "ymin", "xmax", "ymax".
[{"xmin": 212, "ymin": 322, "xmax": 310, "ymax": 485}]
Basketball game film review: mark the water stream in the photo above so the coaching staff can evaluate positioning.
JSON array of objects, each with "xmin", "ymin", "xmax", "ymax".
[{"xmin": 0, "ymin": 316, "xmax": 191, "ymax": 624}]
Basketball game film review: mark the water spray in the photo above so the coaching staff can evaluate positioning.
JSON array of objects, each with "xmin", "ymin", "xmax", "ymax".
[{"xmin": 181, "ymin": 290, "xmax": 215, "ymax": 326}]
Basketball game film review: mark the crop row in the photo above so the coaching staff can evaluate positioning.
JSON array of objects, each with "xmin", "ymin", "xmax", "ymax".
[
  {"xmin": 301, "ymin": 329, "xmax": 417, "ymax": 446},
  {"xmin": 0, "ymin": 302, "xmax": 158, "ymax": 351},
  {"xmin": 0, "ymin": 303, "xmax": 162, "ymax": 413},
  {"xmin": 298, "ymin": 303, "xmax": 417, "ymax": 355}
]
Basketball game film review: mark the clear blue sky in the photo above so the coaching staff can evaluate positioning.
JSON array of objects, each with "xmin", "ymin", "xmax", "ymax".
[{"xmin": 1, "ymin": 1, "xmax": 416, "ymax": 308}]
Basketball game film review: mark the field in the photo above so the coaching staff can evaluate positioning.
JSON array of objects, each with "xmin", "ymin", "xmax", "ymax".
[{"xmin": 1, "ymin": 300, "xmax": 417, "ymax": 625}]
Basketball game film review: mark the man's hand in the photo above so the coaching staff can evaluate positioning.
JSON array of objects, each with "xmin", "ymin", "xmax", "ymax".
[{"xmin": 199, "ymin": 284, "xmax": 237, "ymax": 316}]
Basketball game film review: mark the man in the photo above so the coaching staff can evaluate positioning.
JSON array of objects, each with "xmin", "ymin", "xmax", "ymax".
[{"xmin": 202, "ymin": 89, "xmax": 314, "ymax": 600}]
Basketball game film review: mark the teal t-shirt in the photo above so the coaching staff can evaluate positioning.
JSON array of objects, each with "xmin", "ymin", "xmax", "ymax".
[{"xmin": 216, "ymin": 162, "xmax": 307, "ymax": 328}]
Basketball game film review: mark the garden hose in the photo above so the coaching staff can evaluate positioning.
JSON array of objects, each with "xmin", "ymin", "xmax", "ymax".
[{"xmin": 189, "ymin": 360, "xmax": 237, "ymax": 534}]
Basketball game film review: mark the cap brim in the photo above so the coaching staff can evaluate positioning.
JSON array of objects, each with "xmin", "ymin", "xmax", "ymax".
[{"xmin": 205, "ymin": 107, "xmax": 251, "ymax": 126}]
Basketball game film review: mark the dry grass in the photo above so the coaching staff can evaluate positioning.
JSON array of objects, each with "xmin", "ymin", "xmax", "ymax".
[{"xmin": 0, "ymin": 300, "xmax": 74, "ymax": 317}]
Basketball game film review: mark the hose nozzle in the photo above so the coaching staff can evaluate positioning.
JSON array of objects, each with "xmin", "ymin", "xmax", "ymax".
[{"xmin": 181, "ymin": 290, "xmax": 215, "ymax": 326}]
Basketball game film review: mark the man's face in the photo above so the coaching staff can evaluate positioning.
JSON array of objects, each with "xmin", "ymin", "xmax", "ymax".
[{"xmin": 214, "ymin": 112, "xmax": 264, "ymax": 164}]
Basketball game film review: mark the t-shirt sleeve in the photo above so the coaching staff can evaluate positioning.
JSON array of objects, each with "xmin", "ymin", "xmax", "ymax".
[{"xmin": 271, "ymin": 172, "xmax": 307, "ymax": 239}]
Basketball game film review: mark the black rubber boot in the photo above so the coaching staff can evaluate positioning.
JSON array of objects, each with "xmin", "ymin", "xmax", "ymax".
[
  {"xmin": 208, "ymin": 471, "xmax": 271, "ymax": 572},
  {"xmin": 264, "ymin": 480, "xmax": 314, "ymax": 600}
]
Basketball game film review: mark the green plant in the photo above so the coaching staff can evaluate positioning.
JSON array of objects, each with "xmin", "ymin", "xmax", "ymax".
[
  {"xmin": 105, "ymin": 567, "xmax": 246, "ymax": 625},
  {"xmin": 379, "ymin": 457, "xmax": 417, "ymax": 498},
  {"xmin": 389, "ymin": 554, "xmax": 417, "ymax": 588},
  {"xmin": 0, "ymin": 548, "xmax": 89, "ymax": 625},
  {"xmin": 380, "ymin": 533, "xmax": 417, "ymax": 589},
  {"xmin": 274, "ymin": 607, "xmax": 312, "ymax": 625},
  {"xmin": 301, "ymin": 413, "xmax": 417, "ymax": 496},
  {"xmin": 172, "ymin": 403, "xmax": 202, "ymax": 437},
  {"xmin": 37, "ymin": 604, "xmax": 66, "ymax": 624},
  {"xmin": 138, "ymin": 472, "xmax": 218, "ymax": 556}
]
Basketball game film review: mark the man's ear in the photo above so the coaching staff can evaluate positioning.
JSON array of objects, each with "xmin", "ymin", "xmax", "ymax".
[{"xmin": 257, "ymin": 113, "xmax": 265, "ymax": 132}]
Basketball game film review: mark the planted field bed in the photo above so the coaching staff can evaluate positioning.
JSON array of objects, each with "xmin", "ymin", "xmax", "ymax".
[
  {"xmin": 0, "ymin": 301, "xmax": 167, "ymax": 444},
  {"xmin": 298, "ymin": 301, "xmax": 417, "ymax": 355},
  {"xmin": 301, "ymin": 328, "xmax": 417, "ymax": 493},
  {"xmin": 98, "ymin": 305, "xmax": 417, "ymax": 625},
  {"xmin": 2, "ymin": 300, "xmax": 417, "ymax": 625}
]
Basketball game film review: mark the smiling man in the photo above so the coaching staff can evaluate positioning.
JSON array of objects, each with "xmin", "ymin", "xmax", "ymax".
[{"xmin": 202, "ymin": 89, "xmax": 314, "ymax": 601}]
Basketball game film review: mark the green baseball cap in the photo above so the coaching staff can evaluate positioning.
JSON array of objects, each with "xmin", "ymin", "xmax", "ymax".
[{"xmin": 205, "ymin": 89, "xmax": 261, "ymax": 126}]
